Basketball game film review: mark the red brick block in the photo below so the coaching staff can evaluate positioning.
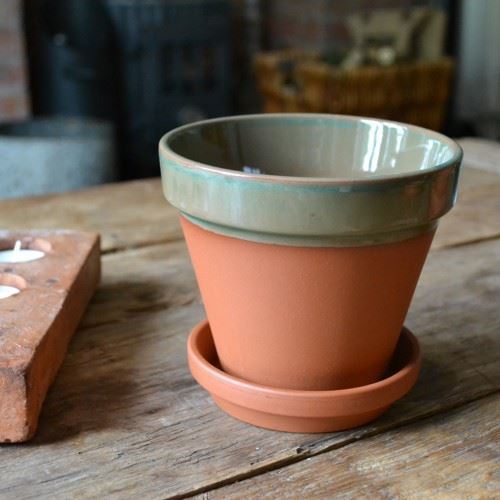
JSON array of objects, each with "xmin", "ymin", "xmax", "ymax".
[
  {"xmin": 0, "ymin": 231, "xmax": 100, "ymax": 442},
  {"xmin": 0, "ymin": 0, "xmax": 29, "ymax": 120}
]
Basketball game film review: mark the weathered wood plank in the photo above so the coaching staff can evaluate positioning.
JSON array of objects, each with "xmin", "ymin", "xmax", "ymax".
[
  {"xmin": 79, "ymin": 240, "xmax": 199, "ymax": 331},
  {"xmin": 206, "ymin": 395, "xmax": 500, "ymax": 499},
  {"xmin": 0, "ymin": 179, "xmax": 182, "ymax": 253},
  {"xmin": 0, "ymin": 234, "xmax": 498, "ymax": 498},
  {"xmin": 0, "ymin": 162, "xmax": 499, "ymax": 253},
  {"xmin": 459, "ymin": 137, "xmax": 500, "ymax": 175},
  {"xmin": 433, "ymin": 168, "xmax": 500, "ymax": 249}
]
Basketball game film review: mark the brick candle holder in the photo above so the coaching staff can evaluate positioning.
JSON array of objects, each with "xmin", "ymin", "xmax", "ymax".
[{"xmin": 0, "ymin": 231, "xmax": 100, "ymax": 442}]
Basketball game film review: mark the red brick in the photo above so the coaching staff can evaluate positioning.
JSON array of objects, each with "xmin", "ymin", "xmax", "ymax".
[
  {"xmin": 0, "ymin": 95, "xmax": 28, "ymax": 118},
  {"xmin": 0, "ymin": 0, "xmax": 29, "ymax": 121},
  {"xmin": 0, "ymin": 231, "xmax": 100, "ymax": 442},
  {"xmin": 0, "ymin": 0, "xmax": 22, "ymax": 32},
  {"xmin": 0, "ymin": 31, "xmax": 23, "ymax": 54}
]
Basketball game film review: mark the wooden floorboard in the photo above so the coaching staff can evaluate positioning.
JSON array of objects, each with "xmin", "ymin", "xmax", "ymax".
[
  {"xmin": 0, "ymin": 233, "xmax": 498, "ymax": 498},
  {"xmin": 203, "ymin": 394, "xmax": 500, "ymax": 499},
  {"xmin": 0, "ymin": 179, "xmax": 182, "ymax": 253}
]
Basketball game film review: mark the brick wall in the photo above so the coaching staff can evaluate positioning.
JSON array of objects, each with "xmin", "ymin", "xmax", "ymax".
[{"xmin": 0, "ymin": 0, "xmax": 29, "ymax": 122}]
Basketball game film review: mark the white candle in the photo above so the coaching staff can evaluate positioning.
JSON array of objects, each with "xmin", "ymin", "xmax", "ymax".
[
  {"xmin": 0, "ymin": 285, "xmax": 20, "ymax": 299},
  {"xmin": 0, "ymin": 240, "xmax": 45, "ymax": 263}
]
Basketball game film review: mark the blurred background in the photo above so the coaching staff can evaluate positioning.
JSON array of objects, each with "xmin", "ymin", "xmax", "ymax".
[{"xmin": 0, "ymin": 0, "xmax": 498, "ymax": 198}]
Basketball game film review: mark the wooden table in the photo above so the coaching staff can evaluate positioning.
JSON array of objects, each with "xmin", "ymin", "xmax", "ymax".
[{"xmin": 0, "ymin": 138, "xmax": 499, "ymax": 499}]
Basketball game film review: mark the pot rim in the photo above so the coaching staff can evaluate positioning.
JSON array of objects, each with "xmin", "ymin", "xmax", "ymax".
[
  {"xmin": 159, "ymin": 113, "xmax": 463, "ymax": 186},
  {"xmin": 160, "ymin": 114, "xmax": 462, "ymax": 246}
]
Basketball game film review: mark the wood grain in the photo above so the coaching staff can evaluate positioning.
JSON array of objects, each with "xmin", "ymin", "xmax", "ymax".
[
  {"xmin": 459, "ymin": 137, "xmax": 500, "ymax": 175},
  {"xmin": 433, "ymin": 168, "xmax": 500, "ymax": 249},
  {"xmin": 0, "ymin": 233, "xmax": 498, "ymax": 498},
  {"xmin": 0, "ymin": 179, "xmax": 182, "ymax": 253},
  {"xmin": 206, "ymin": 395, "xmax": 500, "ymax": 499}
]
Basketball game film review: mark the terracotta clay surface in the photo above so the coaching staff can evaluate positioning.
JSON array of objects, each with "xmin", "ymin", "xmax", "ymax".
[
  {"xmin": 188, "ymin": 320, "xmax": 421, "ymax": 433},
  {"xmin": 181, "ymin": 216, "xmax": 432, "ymax": 390},
  {"xmin": 0, "ymin": 231, "xmax": 100, "ymax": 442}
]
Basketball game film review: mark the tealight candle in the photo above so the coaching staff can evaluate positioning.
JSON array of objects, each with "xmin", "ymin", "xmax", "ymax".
[
  {"xmin": 0, "ymin": 240, "xmax": 45, "ymax": 263},
  {"xmin": 0, "ymin": 285, "xmax": 20, "ymax": 299}
]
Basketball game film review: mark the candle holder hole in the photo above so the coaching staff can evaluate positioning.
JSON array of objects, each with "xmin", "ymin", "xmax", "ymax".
[
  {"xmin": 0, "ymin": 237, "xmax": 49, "ymax": 263},
  {"xmin": 0, "ymin": 273, "xmax": 27, "ymax": 299},
  {"xmin": 0, "ymin": 237, "xmax": 51, "ymax": 253}
]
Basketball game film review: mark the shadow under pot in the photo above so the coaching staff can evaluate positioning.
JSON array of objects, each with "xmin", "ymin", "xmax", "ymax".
[{"xmin": 159, "ymin": 114, "xmax": 462, "ymax": 431}]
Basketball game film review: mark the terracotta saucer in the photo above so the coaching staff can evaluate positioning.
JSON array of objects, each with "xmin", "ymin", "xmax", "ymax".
[{"xmin": 187, "ymin": 320, "xmax": 421, "ymax": 433}]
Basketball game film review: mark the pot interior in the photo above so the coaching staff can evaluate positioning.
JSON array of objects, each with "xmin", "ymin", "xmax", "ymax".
[{"xmin": 166, "ymin": 115, "xmax": 459, "ymax": 180}]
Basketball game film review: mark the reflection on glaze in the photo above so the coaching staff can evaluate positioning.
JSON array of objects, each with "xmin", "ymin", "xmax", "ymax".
[
  {"xmin": 159, "ymin": 114, "xmax": 462, "ymax": 247},
  {"xmin": 168, "ymin": 115, "xmax": 457, "ymax": 180}
]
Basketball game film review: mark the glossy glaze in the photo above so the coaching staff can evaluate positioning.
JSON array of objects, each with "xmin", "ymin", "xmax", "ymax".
[{"xmin": 159, "ymin": 114, "xmax": 462, "ymax": 246}]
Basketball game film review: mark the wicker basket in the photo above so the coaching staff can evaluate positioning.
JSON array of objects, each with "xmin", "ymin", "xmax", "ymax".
[{"xmin": 255, "ymin": 51, "xmax": 454, "ymax": 130}]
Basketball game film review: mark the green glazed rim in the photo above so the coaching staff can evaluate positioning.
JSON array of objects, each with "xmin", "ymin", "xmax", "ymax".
[{"xmin": 159, "ymin": 114, "xmax": 462, "ymax": 247}]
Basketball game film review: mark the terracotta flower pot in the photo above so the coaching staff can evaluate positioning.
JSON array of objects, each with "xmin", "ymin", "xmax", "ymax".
[
  {"xmin": 179, "ymin": 216, "xmax": 432, "ymax": 391},
  {"xmin": 159, "ymin": 115, "xmax": 461, "ymax": 408}
]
